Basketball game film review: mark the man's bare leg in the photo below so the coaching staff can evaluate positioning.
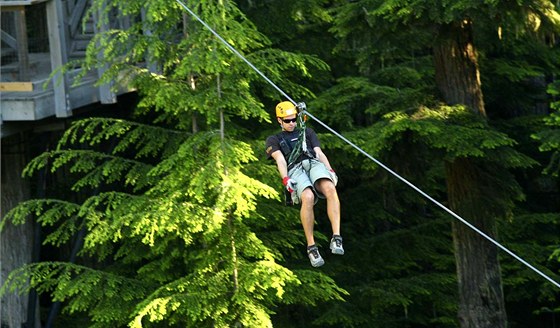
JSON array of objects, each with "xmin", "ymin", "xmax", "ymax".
[
  {"xmin": 316, "ymin": 179, "xmax": 340, "ymax": 235},
  {"xmin": 299, "ymin": 188, "xmax": 316, "ymax": 246}
]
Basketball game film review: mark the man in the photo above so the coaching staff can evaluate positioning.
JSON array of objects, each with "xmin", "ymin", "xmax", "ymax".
[{"xmin": 265, "ymin": 101, "xmax": 344, "ymax": 267}]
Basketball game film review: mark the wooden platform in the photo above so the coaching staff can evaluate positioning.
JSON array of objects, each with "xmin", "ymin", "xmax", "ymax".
[
  {"xmin": 1, "ymin": 0, "xmax": 134, "ymax": 137},
  {"xmin": 0, "ymin": 82, "xmax": 33, "ymax": 91}
]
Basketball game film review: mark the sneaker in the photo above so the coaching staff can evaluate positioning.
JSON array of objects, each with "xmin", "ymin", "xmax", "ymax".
[
  {"xmin": 307, "ymin": 245, "xmax": 325, "ymax": 267},
  {"xmin": 330, "ymin": 235, "xmax": 344, "ymax": 255}
]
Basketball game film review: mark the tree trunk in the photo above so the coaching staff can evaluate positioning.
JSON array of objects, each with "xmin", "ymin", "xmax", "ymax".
[
  {"xmin": 445, "ymin": 159, "xmax": 507, "ymax": 328},
  {"xmin": 1, "ymin": 133, "xmax": 40, "ymax": 328},
  {"xmin": 433, "ymin": 21, "xmax": 507, "ymax": 328},
  {"xmin": 433, "ymin": 21, "xmax": 485, "ymax": 116}
]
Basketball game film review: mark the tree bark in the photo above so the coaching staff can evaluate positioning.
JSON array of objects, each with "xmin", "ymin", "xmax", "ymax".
[
  {"xmin": 445, "ymin": 159, "xmax": 507, "ymax": 328},
  {"xmin": 1, "ymin": 133, "xmax": 40, "ymax": 328},
  {"xmin": 433, "ymin": 20, "xmax": 485, "ymax": 117},
  {"xmin": 433, "ymin": 21, "xmax": 507, "ymax": 328}
]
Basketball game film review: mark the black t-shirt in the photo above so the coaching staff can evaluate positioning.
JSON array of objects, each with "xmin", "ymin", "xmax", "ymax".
[{"xmin": 265, "ymin": 128, "xmax": 320, "ymax": 163}]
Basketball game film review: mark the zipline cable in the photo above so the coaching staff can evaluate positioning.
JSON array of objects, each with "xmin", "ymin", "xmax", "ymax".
[
  {"xmin": 174, "ymin": 0, "xmax": 560, "ymax": 289},
  {"xmin": 304, "ymin": 111, "xmax": 560, "ymax": 289}
]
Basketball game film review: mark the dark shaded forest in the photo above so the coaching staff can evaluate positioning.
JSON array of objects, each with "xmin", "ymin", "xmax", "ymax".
[{"xmin": 2, "ymin": 0, "xmax": 560, "ymax": 327}]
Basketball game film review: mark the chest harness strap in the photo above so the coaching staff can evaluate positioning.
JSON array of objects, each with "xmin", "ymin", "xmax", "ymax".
[{"xmin": 281, "ymin": 103, "xmax": 314, "ymax": 170}]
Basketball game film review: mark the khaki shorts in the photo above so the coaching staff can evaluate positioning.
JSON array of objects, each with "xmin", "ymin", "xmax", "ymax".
[{"xmin": 288, "ymin": 159, "xmax": 332, "ymax": 205}]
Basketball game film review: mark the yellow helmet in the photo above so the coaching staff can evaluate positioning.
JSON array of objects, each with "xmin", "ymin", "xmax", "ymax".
[{"xmin": 275, "ymin": 101, "xmax": 297, "ymax": 118}]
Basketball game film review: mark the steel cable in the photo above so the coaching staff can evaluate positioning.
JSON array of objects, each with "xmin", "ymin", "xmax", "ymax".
[{"xmin": 175, "ymin": 0, "xmax": 560, "ymax": 289}]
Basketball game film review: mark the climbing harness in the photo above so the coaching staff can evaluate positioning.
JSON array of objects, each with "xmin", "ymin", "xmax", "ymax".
[
  {"xmin": 282, "ymin": 105, "xmax": 312, "ymax": 169},
  {"xmin": 174, "ymin": 0, "xmax": 560, "ymax": 289},
  {"xmin": 288, "ymin": 103, "xmax": 310, "ymax": 164},
  {"xmin": 278, "ymin": 106, "xmax": 314, "ymax": 206}
]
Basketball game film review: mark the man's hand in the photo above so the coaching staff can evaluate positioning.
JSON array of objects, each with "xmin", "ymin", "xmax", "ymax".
[
  {"xmin": 328, "ymin": 169, "xmax": 338, "ymax": 186},
  {"xmin": 282, "ymin": 176, "xmax": 297, "ymax": 193}
]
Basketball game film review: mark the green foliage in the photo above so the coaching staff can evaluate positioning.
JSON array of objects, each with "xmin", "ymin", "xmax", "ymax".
[
  {"xmin": 76, "ymin": 0, "xmax": 329, "ymax": 131},
  {"xmin": 4, "ymin": 0, "xmax": 560, "ymax": 327},
  {"xmin": 3, "ymin": 120, "xmax": 346, "ymax": 326},
  {"xmin": 1, "ymin": 200, "xmax": 81, "ymax": 247},
  {"xmin": 1, "ymin": 0, "xmax": 345, "ymax": 327},
  {"xmin": 498, "ymin": 213, "xmax": 560, "ymax": 326},
  {"xmin": 313, "ymin": 69, "xmax": 536, "ymax": 171},
  {"xmin": 308, "ymin": 1, "xmax": 560, "ymax": 326},
  {"xmin": 2, "ymin": 262, "xmax": 145, "ymax": 326},
  {"xmin": 330, "ymin": 0, "xmax": 435, "ymax": 75},
  {"xmin": 533, "ymin": 81, "xmax": 560, "ymax": 176},
  {"xmin": 59, "ymin": 117, "xmax": 186, "ymax": 159},
  {"xmin": 23, "ymin": 150, "xmax": 153, "ymax": 192}
]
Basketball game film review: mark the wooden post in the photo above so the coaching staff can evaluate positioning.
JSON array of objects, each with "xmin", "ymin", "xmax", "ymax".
[
  {"xmin": 46, "ymin": 0, "xmax": 72, "ymax": 117},
  {"xmin": 0, "ymin": 4, "xmax": 30, "ymax": 81},
  {"xmin": 11, "ymin": 6, "xmax": 30, "ymax": 81},
  {"xmin": 94, "ymin": 2, "xmax": 116, "ymax": 104}
]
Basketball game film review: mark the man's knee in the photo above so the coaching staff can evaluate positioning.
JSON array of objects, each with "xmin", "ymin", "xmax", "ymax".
[
  {"xmin": 300, "ymin": 188, "xmax": 315, "ymax": 204},
  {"xmin": 319, "ymin": 179, "xmax": 337, "ymax": 196}
]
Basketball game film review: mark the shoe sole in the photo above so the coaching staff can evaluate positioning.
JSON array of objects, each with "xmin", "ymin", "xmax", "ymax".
[
  {"xmin": 331, "ymin": 247, "xmax": 344, "ymax": 255},
  {"xmin": 311, "ymin": 258, "xmax": 325, "ymax": 267}
]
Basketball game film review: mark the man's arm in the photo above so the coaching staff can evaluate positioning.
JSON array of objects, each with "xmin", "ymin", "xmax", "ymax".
[
  {"xmin": 271, "ymin": 150, "xmax": 289, "ymax": 178},
  {"xmin": 314, "ymin": 147, "xmax": 333, "ymax": 171},
  {"xmin": 272, "ymin": 150, "xmax": 298, "ymax": 192},
  {"xmin": 315, "ymin": 146, "xmax": 338, "ymax": 186}
]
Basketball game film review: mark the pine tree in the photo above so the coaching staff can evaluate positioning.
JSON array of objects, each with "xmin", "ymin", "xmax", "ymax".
[
  {"xmin": 535, "ymin": 81, "xmax": 560, "ymax": 177},
  {"xmin": 324, "ymin": 0, "xmax": 560, "ymax": 327},
  {"xmin": 1, "ymin": 0, "xmax": 345, "ymax": 326}
]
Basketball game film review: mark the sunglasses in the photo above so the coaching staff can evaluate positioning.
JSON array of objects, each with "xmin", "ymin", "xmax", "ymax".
[{"xmin": 282, "ymin": 118, "xmax": 297, "ymax": 124}]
